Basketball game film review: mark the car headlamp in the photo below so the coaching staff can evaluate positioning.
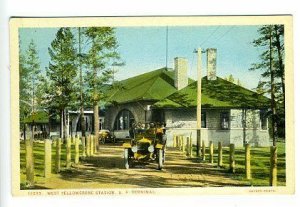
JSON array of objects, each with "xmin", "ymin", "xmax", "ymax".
[
  {"xmin": 148, "ymin": 145, "xmax": 154, "ymax": 153},
  {"xmin": 132, "ymin": 146, "xmax": 138, "ymax": 153}
]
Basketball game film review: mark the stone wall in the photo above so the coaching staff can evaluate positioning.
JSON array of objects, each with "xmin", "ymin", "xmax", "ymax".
[
  {"xmin": 164, "ymin": 108, "xmax": 270, "ymax": 147},
  {"xmin": 104, "ymin": 101, "xmax": 154, "ymax": 130},
  {"xmin": 166, "ymin": 128, "xmax": 270, "ymax": 147}
]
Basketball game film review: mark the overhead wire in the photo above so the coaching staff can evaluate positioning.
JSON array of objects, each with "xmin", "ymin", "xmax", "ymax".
[{"xmin": 199, "ymin": 26, "xmax": 221, "ymax": 48}]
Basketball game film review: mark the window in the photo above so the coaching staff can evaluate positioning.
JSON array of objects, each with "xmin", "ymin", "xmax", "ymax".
[
  {"xmin": 220, "ymin": 112, "xmax": 230, "ymax": 129},
  {"xmin": 114, "ymin": 109, "xmax": 135, "ymax": 130},
  {"xmin": 260, "ymin": 110, "xmax": 268, "ymax": 130},
  {"xmin": 201, "ymin": 112, "xmax": 206, "ymax": 128}
]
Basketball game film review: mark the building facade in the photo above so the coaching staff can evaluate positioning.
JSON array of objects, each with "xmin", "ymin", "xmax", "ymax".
[{"xmin": 104, "ymin": 51, "xmax": 271, "ymax": 147}]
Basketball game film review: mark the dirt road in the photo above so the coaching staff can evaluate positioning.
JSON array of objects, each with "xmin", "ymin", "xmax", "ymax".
[{"xmin": 38, "ymin": 143, "xmax": 247, "ymax": 189}]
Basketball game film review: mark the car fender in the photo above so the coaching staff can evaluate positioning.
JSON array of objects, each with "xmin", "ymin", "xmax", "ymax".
[
  {"xmin": 155, "ymin": 143, "xmax": 164, "ymax": 149},
  {"xmin": 122, "ymin": 142, "xmax": 132, "ymax": 148}
]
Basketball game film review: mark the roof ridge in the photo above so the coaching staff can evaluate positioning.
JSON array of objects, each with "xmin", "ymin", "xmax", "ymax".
[
  {"xmin": 120, "ymin": 68, "xmax": 166, "ymax": 91},
  {"xmin": 136, "ymin": 72, "xmax": 167, "ymax": 100}
]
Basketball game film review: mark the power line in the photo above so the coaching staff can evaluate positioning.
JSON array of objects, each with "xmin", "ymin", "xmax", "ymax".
[
  {"xmin": 214, "ymin": 26, "xmax": 235, "ymax": 43},
  {"xmin": 199, "ymin": 26, "xmax": 220, "ymax": 47}
]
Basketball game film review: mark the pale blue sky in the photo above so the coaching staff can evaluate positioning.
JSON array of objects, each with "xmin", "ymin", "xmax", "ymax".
[{"xmin": 19, "ymin": 26, "xmax": 265, "ymax": 90}]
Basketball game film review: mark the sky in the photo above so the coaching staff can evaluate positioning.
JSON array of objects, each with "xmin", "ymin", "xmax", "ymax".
[{"xmin": 19, "ymin": 25, "xmax": 265, "ymax": 90}]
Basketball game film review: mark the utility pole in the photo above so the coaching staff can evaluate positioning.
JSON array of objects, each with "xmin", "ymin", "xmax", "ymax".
[{"xmin": 195, "ymin": 48, "xmax": 203, "ymax": 157}]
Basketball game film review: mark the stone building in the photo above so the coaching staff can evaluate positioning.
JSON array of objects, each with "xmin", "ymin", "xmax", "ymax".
[{"xmin": 104, "ymin": 50, "xmax": 270, "ymax": 147}]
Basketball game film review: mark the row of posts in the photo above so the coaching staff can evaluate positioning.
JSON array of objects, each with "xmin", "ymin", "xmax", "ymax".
[
  {"xmin": 172, "ymin": 135, "xmax": 277, "ymax": 186},
  {"xmin": 25, "ymin": 134, "xmax": 98, "ymax": 186}
]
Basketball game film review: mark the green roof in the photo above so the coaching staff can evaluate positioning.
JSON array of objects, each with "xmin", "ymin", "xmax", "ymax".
[
  {"xmin": 106, "ymin": 68, "xmax": 194, "ymax": 104},
  {"xmin": 23, "ymin": 111, "xmax": 49, "ymax": 124},
  {"xmin": 153, "ymin": 77, "xmax": 270, "ymax": 109}
]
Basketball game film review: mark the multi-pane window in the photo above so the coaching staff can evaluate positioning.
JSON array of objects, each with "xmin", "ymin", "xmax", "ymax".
[
  {"xmin": 260, "ymin": 110, "xmax": 268, "ymax": 130},
  {"xmin": 220, "ymin": 112, "xmax": 230, "ymax": 129},
  {"xmin": 201, "ymin": 112, "xmax": 206, "ymax": 128},
  {"xmin": 114, "ymin": 109, "xmax": 135, "ymax": 130}
]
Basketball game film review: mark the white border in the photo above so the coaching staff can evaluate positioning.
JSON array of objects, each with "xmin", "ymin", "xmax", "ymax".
[{"xmin": 1, "ymin": 0, "xmax": 299, "ymax": 207}]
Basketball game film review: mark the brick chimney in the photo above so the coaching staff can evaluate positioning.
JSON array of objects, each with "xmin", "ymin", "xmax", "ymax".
[
  {"xmin": 174, "ymin": 57, "xmax": 188, "ymax": 90},
  {"xmin": 207, "ymin": 48, "xmax": 217, "ymax": 80}
]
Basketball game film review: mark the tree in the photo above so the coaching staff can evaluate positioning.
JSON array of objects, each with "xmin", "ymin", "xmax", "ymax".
[
  {"xmin": 250, "ymin": 25, "xmax": 285, "ymax": 145},
  {"xmin": 84, "ymin": 27, "xmax": 121, "ymax": 148},
  {"xmin": 19, "ymin": 40, "xmax": 42, "ymax": 140},
  {"xmin": 46, "ymin": 28, "xmax": 78, "ymax": 140},
  {"xmin": 19, "ymin": 52, "xmax": 30, "ymax": 139},
  {"xmin": 224, "ymin": 74, "xmax": 242, "ymax": 86},
  {"xmin": 77, "ymin": 27, "xmax": 87, "ymax": 137},
  {"xmin": 228, "ymin": 74, "xmax": 235, "ymax": 83}
]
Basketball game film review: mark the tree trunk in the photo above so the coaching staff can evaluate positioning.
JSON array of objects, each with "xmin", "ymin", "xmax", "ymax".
[
  {"xmin": 274, "ymin": 25, "xmax": 285, "ymax": 107},
  {"xmin": 60, "ymin": 109, "xmax": 64, "ymax": 140},
  {"xmin": 269, "ymin": 26, "xmax": 277, "ymax": 146},
  {"xmin": 78, "ymin": 27, "xmax": 86, "ymax": 137},
  {"xmin": 63, "ymin": 109, "xmax": 68, "ymax": 140},
  {"xmin": 93, "ymin": 102, "xmax": 99, "ymax": 150}
]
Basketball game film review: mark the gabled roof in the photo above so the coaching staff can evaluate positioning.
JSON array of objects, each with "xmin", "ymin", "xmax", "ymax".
[
  {"xmin": 153, "ymin": 77, "xmax": 270, "ymax": 109},
  {"xmin": 106, "ymin": 68, "xmax": 194, "ymax": 104}
]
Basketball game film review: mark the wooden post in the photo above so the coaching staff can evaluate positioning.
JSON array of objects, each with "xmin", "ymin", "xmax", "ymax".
[
  {"xmin": 55, "ymin": 138, "xmax": 61, "ymax": 173},
  {"xmin": 181, "ymin": 136, "xmax": 185, "ymax": 153},
  {"xmin": 86, "ymin": 135, "xmax": 91, "ymax": 157},
  {"xmin": 209, "ymin": 141, "xmax": 214, "ymax": 164},
  {"xmin": 176, "ymin": 136, "xmax": 179, "ymax": 149},
  {"xmin": 44, "ymin": 139, "xmax": 52, "ymax": 178},
  {"xmin": 90, "ymin": 135, "xmax": 94, "ymax": 156},
  {"xmin": 71, "ymin": 135, "xmax": 75, "ymax": 145},
  {"xmin": 75, "ymin": 136, "xmax": 79, "ymax": 164},
  {"xmin": 186, "ymin": 137, "xmax": 190, "ymax": 157},
  {"xmin": 25, "ymin": 139, "xmax": 34, "ymax": 186},
  {"xmin": 94, "ymin": 134, "xmax": 98, "ymax": 153},
  {"xmin": 202, "ymin": 140, "xmax": 206, "ymax": 161},
  {"xmin": 189, "ymin": 136, "xmax": 193, "ymax": 157},
  {"xmin": 270, "ymin": 146, "xmax": 277, "ymax": 186},
  {"xmin": 245, "ymin": 143, "xmax": 251, "ymax": 179},
  {"xmin": 229, "ymin": 144, "xmax": 235, "ymax": 173},
  {"xmin": 81, "ymin": 136, "xmax": 86, "ymax": 157},
  {"xmin": 173, "ymin": 135, "xmax": 176, "ymax": 148},
  {"xmin": 218, "ymin": 142, "xmax": 223, "ymax": 167},
  {"xmin": 66, "ymin": 137, "xmax": 71, "ymax": 168}
]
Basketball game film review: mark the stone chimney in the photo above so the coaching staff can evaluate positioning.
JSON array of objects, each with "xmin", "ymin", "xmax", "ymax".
[
  {"xmin": 206, "ymin": 48, "xmax": 217, "ymax": 80},
  {"xmin": 174, "ymin": 57, "xmax": 188, "ymax": 90}
]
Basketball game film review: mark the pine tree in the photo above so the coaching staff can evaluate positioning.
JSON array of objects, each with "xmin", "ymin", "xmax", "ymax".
[
  {"xmin": 228, "ymin": 74, "xmax": 235, "ymax": 83},
  {"xmin": 19, "ymin": 40, "xmax": 42, "ymax": 140},
  {"xmin": 84, "ymin": 27, "xmax": 121, "ymax": 148},
  {"xmin": 250, "ymin": 25, "xmax": 285, "ymax": 145},
  {"xmin": 46, "ymin": 28, "xmax": 78, "ymax": 140}
]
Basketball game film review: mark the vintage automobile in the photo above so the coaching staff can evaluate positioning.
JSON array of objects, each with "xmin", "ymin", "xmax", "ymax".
[
  {"xmin": 122, "ymin": 123, "xmax": 166, "ymax": 170},
  {"xmin": 99, "ymin": 129, "xmax": 116, "ymax": 144}
]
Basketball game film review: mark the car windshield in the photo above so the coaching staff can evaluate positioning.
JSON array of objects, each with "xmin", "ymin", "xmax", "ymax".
[{"xmin": 134, "ymin": 128, "xmax": 156, "ymax": 140}]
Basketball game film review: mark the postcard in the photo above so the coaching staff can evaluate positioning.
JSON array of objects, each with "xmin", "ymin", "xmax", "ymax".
[{"xmin": 9, "ymin": 16, "xmax": 294, "ymax": 196}]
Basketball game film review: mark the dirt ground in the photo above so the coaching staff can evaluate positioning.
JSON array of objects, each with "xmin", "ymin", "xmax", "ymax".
[{"xmin": 35, "ymin": 143, "xmax": 247, "ymax": 189}]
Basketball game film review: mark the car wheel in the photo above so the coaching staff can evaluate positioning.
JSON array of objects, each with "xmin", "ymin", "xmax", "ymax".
[
  {"xmin": 101, "ymin": 138, "xmax": 105, "ymax": 144},
  {"xmin": 124, "ymin": 149, "xmax": 129, "ymax": 169},
  {"xmin": 158, "ymin": 149, "xmax": 163, "ymax": 170}
]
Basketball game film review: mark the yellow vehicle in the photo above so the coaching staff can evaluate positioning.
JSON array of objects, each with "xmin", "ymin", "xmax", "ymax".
[
  {"xmin": 122, "ymin": 123, "xmax": 166, "ymax": 170},
  {"xmin": 99, "ymin": 129, "xmax": 116, "ymax": 144}
]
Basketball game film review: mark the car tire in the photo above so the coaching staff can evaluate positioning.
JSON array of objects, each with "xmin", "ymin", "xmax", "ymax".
[
  {"xmin": 124, "ymin": 149, "xmax": 129, "ymax": 169},
  {"xmin": 158, "ymin": 149, "xmax": 163, "ymax": 170},
  {"xmin": 101, "ymin": 138, "xmax": 105, "ymax": 144}
]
